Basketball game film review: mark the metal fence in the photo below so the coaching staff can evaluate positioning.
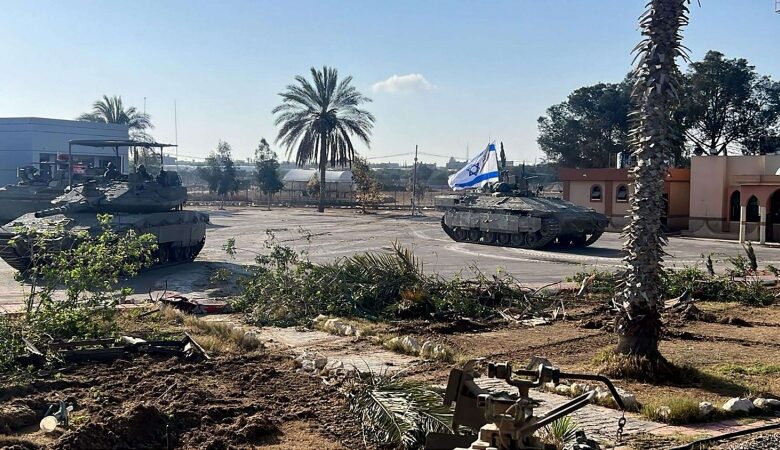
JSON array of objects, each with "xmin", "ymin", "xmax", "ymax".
[{"xmin": 185, "ymin": 183, "xmax": 453, "ymax": 209}]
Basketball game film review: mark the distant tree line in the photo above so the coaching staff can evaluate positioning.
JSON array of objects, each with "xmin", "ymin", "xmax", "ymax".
[{"xmin": 538, "ymin": 51, "xmax": 780, "ymax": 168}]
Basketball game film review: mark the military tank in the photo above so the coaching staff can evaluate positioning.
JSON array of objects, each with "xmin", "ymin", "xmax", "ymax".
[
  {"xmin": 435, "ymin": 181, "xmax": 608, "ymax": 250},
  {"xmin": 0, "ymin": 165, "xmax": 71, "ymax": 224},
  {"xmin": 0, "ymin": 141, "xmax": 209, "ymax": 272}
]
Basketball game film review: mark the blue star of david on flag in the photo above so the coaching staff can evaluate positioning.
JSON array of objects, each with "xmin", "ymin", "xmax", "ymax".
[{"xmin": 448, "ymin": 143, "xmax": 500, "ymax": 190}]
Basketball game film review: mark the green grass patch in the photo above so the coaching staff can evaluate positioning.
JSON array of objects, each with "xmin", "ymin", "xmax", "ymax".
[
  {"xmin": 593, "ymin": 348, "xmax": 751, "ymax": 398},
  {"xmin": 715, "ymin": 363, "xmax": 780, "ymax": 377},
  {"xmin": 641, "ymin": 395, "xmax": 701, "ymax": 425}
]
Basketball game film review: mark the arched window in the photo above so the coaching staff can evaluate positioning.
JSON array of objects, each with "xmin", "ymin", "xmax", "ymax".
[
  {"xmin": 590, "ymin": 185, "xmax": 602, "ymax": 202},
  {"xmin": 746, "ymin": 196, "xmax": 760, "ymax": 223},
  {"xmin": 730, "ymin": 191, "xmax": 741, "ymax": 221},
  {"xmin": 616, "ymin": 184, "xmax": 629, "ymax": 202}
]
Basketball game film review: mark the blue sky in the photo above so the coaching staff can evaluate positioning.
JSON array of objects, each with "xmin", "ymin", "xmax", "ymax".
[{"xmin": 0, "ymin": 0, "xmax": 778, "ymax": 165}]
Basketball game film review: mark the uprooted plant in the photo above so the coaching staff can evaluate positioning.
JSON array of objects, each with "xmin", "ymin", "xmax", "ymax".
[
  {"xmin": 229, "ymin": 230, "xmax": 547, "ymax": 326},
  {"xmin": 0, "ymin": 214, "xmax": 156, "ymax": 374}
]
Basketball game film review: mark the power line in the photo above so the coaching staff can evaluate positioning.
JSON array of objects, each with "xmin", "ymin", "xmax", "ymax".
[{"xmin": 364, "ymin": 152, "xmax": 414, "ymax": 160}]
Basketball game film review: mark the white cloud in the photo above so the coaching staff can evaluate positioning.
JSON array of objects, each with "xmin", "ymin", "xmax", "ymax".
[{"xmin": 371, "ymin": 73, "xmax": 434, "ymax": 93}]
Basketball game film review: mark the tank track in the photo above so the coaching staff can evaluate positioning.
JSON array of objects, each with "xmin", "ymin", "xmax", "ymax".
[
  {"xmin": 582, "ymin": 230, "xmax": 603, "ymax": 247},
  {"xmin": 0, "ymin": 231, "xmax": 205, "ymax": 273},
  {"xmin": 0, "ymin": 232, "xmax": 32, "ymax": 271},
  {"xmin": 440, "ymin": 217, "xmax": 560, "ymax": 250}
]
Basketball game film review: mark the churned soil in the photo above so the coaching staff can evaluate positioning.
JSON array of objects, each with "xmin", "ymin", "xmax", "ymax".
[{"xmin": 0, "ymin": 352, "xmax": 366, "ymax": 450}]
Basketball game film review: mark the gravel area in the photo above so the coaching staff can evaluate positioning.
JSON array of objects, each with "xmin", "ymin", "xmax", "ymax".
[{"xmin": 718, "ymin": 432, "xmax": 780, "ymax": 450}]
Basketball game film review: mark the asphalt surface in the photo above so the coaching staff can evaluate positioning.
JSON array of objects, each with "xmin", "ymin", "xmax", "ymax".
[{"xmin": 2, "ymin": 206, "xmax": 780, "ymax": 311}]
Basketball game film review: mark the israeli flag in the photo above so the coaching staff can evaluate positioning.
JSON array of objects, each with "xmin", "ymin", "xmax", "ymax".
[{"xmin": 448, "ymin": 143, "xmax": 500, "ymax": 190}]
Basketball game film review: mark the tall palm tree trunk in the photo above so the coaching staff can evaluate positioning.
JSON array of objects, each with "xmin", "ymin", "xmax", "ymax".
[
  {"xmin": 617, "ymin": 0, "xmax": 688, "ymax": 358},
  {"xmin": 318, "ymin": 134, "xmax": 327, "ymax": 213}
]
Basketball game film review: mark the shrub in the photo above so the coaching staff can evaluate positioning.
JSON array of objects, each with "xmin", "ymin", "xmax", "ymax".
[
  {"xmin": 232, "ymin": 233, "xmax": 534, "ymax": 326},
  {"xmin": 573, "ymin": 263, "xmax": 775, "ymax": 306},
  {"xmin": 1, "ymin": 214, "xmax": 156, "ymax": 374},
  {"xmin": 568, "ymin": 269, "xmax": 620, "ymax": 296}
]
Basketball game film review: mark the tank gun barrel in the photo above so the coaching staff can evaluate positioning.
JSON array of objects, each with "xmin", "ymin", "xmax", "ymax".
[{"xmin": 34, "ymin": 204, "xmax": 77, "ymax": 218}]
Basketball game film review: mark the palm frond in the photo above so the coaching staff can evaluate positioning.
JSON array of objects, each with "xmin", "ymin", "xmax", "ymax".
[
  {"xmin": 537, "ymin": 416, "xmax": 579, "ymax": 449},
  {"xmin": 350, "ymin": 373, "xmax": 452, "ymax": 449},
  {"xmin": 77, "ymin": 95, "xmax": 153, "ymax": 134}
]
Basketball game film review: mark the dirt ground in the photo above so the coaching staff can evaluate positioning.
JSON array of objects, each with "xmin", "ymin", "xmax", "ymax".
[
  {"xmin": 0, "ymin": 352, "xmax": 365, "ymax": 450},
  {"xmin": 398, "ymin": 294, "xmax": 780, "ymax": 411},
  {"xmin": 1, "ymin": 295, "xmax": 779, "ymax": 450}
]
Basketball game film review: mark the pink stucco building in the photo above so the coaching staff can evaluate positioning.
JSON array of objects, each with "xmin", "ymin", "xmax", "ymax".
[
  {"xmin": 558, "ymin": 156, "xmax": 780, "ymax": 244},
  {"xmin": 558, "ymin": 167, "xmax": 691, "ymax": 232},
  {"xmin": 687, "ymin": 155, "xmax": 780, "ymax": 244}
]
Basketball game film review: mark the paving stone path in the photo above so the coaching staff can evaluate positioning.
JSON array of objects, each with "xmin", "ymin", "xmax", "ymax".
[{"xmin": 236, "ymin": 321, "xmax": 779, "ymax": 449}]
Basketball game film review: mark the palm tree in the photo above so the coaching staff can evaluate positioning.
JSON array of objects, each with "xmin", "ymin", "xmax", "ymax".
[
  {"xmin": 617, "ymin": 0, "xmax": 689, "ymax": 360},
  {"xmin": 78, "ymin": 95, "xmax": 153, "ymax": 141},
  {"xmin": 273, "ymin": 66, "xmax": 375, "ymax": 213}
]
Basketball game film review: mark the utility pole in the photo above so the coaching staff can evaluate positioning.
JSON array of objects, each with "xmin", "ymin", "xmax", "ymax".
[
  {"xmin": 174, "ymin": 100, "xmax": 179, "ymax": 171},
  {"xmin": 411, "ymin": 144, "xmax": 419, "ymax": 216}
]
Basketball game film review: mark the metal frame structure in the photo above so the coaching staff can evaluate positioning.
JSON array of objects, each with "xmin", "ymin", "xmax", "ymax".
[{"xmin": 67, "ymin": 140, "xmax": 177, "ymax": 186}]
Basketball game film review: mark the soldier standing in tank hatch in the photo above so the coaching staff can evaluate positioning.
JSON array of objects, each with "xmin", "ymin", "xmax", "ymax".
[
  {"xmin": 104, "ymin": 162, "xmax": 121, "ymax": 181},
  {"xmin": 137, "ymin": 164, "xmax": 152, "ymax": 181}
]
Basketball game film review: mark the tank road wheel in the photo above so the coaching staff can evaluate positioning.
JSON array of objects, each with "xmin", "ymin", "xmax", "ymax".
[
  {"xmin": 510, "ymin": 233, "xmax": 526, "ymax": 247},
  {"xmin": 157, "ymin": 244, "xmax": 171, "ymax": 264},
  {"xmin": 571, "ymin": 234, "xmax": 587, "ymax": 247},
  {"xmin": 453, "ymin": 227, "xmax": 467, "ymax": 241},
  {"xmin": 183, "ymin": 245, "xmax": 195, "ymax": 261},
  {"xmin": 172, "ymin": 245, "xmax": 186, "ymax": 262},
  {"xmin": 483, "ymin": 231, "xmax": 497, "ymax": 244},
  {"xmin": 497, "ymin": 233, "xmax": 512, "ymax": 246},
  {"xmin": 467, "ymin": 229, "xmax": 481, "ymax": 242},
  {"xmin": 526, "ymin": 232, "xmax": 542, "ymax": 248}
]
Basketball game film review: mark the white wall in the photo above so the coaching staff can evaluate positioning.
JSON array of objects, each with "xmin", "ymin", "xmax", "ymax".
[{"xmin": 0, "ymin": 118, "xmax": 129, "ymax": 185}]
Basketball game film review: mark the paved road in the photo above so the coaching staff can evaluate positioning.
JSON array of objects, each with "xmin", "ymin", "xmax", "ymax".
[
  {"xmin": 2, "ymin": 206, "xmax": 780, "ymax": 310},
  {"xmin": 196, "ymin": 207, "xmax": 780, "ymax": 279}
]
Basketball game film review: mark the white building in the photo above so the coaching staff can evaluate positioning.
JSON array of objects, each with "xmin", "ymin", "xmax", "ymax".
[
  {"xmin": 0, "ymin": 117, "xmax": 129, "ymax": 185},
  {"xmin": 282, "ymin": 169, "xmax": 353, "ymax": 193}
]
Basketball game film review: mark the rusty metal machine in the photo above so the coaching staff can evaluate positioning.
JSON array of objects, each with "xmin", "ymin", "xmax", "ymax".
[{"xmin": 425, "ymin": 361, "xmax": 626, "ymax": 450}]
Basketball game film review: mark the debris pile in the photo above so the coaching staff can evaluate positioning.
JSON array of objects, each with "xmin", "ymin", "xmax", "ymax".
[{"xmin": 20, "ymin": 333, "xmax": 210, "ymax": 368}]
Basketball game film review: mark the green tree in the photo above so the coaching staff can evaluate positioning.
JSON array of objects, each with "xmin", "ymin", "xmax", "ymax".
[
  {"xmin": 352, "ymin": 156, "xmax": 382, "ymax": 213},
  {"xmin": 680, "ymin": 50, "xmax": 780, "ymax": 155},
  {"xmin": 78, "ymin": 95, "xmax": 158, "ymax": 172},
  {"xmin": 537, "ymin": 82, "xmax": 631, "ymax": 168},
  {"xmin": 427, "ymin": 167, "xmax": 450, "ymax": 186},
  {"xmin": 78, "ymin": 95, "xmax": 153, "ymax": 142},
  {"xmin": 617, "ymin": 0, "xmax": 689, "ymax": 361},
  {"xmin": 197, "ymin": 141, "xmax": 239, "ymax": 209},
  {"xmin": 273, "ymin": 66, "xmax": 375, "ymax": 213},
  {"xmin": 254, "ymin": 138, "xmax": 284, "ymax": 210}
]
